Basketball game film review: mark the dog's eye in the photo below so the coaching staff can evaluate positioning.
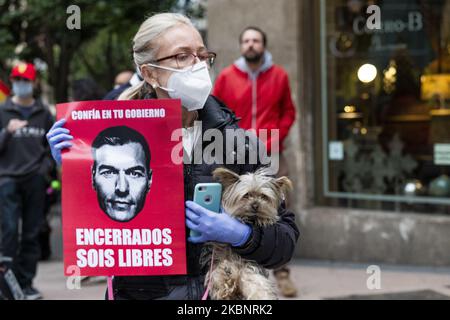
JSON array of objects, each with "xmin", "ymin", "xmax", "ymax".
[
  {"xmin": 243, "ymin": 193, "xmax": 249, "ymax": 199},
  {"xmin": 261, "ymin": 195, "xmax": 270, "ymax": 201}
]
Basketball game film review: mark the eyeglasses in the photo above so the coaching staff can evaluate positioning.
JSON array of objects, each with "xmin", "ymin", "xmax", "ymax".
[{"xmin": 152, "ymin": 51, "xmax": 217, "ymax": 69}]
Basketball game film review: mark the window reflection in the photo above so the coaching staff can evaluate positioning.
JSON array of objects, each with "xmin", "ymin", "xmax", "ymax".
[{"xmin": 324, "ymin": 0, "xmax": 450, "ymax": 214}]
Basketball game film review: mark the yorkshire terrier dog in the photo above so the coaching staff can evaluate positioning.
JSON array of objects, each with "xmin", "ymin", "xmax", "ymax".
[{"xmin": 202, "ymin": 167, "xmax": 293, "ymax": 300}]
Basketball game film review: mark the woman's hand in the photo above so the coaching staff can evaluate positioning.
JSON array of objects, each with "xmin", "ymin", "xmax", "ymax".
[
  {"xmin": 185, "ymin": 200, "xmax": 252, "ymax": 247},
  {"xmin": 46, "ymin": 119, "xmax": 73, "ymax": 166}
]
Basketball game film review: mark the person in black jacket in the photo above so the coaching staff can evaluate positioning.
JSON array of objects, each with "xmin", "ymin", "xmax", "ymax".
[
  {"xmin": 103, "ymin": 69, "xmax": 143, "ymax": 101},
  {"xmin": 46, "ymin": 13, "xmax": 299, "ymax": 300},
  {"xmin": 0, "ymin": 62, "xmax": 55, "ymax": 300}
]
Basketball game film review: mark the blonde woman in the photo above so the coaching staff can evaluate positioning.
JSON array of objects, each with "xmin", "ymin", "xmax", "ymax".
[{"xmin": 46, "ymin": 13, "xmax": 299, "ymax": 300}]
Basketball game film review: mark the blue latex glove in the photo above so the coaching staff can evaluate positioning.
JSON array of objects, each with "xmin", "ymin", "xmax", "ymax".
[
  {"xmin": 185, "ymin": 201, "xmax": 252, "ymax": 247},
  {"xmin": 46, "ymin": 119, "xmax": 73, "ymax": 166}
]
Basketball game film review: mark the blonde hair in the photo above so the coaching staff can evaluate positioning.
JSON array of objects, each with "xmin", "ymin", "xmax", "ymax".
[{"xmin": 119, "ymin": 13, "xmax": 195, "ymax": 100}]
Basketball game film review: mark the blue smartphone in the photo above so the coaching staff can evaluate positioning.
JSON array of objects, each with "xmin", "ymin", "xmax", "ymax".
[{"xmin": 190, "ymin": 183, "xmax": 223, "ymax": 237}]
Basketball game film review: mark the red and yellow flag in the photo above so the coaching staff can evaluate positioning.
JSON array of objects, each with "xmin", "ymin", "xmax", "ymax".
[{"xmin": 0, "ymin": 80, "xmax": 10, "ymax": 103}]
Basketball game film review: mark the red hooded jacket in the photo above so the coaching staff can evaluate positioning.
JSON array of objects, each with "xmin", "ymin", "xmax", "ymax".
[{"xmin": 213, "ymin": 52, "xmax": 296, "ymax": 152}]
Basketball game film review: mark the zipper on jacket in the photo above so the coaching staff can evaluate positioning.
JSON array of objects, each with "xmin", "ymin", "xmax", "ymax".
[
  {"xmin": 184, "ymin": 163, "xmax": 194, "ymax": 201},
  {"xmin": 251, "ymin": 77, "xmax": 257, "ymax": 130}
]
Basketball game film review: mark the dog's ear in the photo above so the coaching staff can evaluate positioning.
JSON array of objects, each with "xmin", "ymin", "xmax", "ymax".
[
  {"xmin": 213, "ymin": 167, "xmax": 240, "ymax": 189},
  {"xmin": 275, "ymin": 176, "xmax": 293, "ymax": 199}
]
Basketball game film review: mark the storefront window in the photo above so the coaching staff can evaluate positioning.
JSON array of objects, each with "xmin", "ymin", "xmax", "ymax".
[{"xmin": 320, "ymin": 0, "xmax": 450, "ymax": 213}]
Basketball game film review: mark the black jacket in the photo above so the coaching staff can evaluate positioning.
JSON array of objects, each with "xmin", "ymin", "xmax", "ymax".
[
  {"xmin": 0, "ymin": 98, "xmax": 54, "ymax": 182},
  {"xmin": 103, "ymin": 83, "xmax": 131, "ymax": 101},
  {"xmin": 112, "ymin": 95, "xmax": 299, "ymax": 299}
]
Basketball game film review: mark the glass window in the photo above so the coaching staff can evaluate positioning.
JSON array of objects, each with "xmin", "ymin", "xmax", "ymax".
[{"xmin": 320, "ymin": 0, "xmax": 450, "ymax": 214}]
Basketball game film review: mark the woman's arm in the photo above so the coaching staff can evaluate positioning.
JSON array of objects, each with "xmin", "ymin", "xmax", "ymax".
[{"xmin": 232, "ymin": 200, "xmax": 299, "ymax": 269}]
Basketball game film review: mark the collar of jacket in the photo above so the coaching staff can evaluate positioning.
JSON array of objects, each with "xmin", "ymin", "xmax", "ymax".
[
  {"xmin": 234, "ymin": 51, "xmax": 274, "ymax": 80},
  {"xmin": 143, "ymin": 91, "xmax": 238, "ymax": 133},
  {"xmin": 3, "ymin": 97, "xmax": 44, "ymax": 114},
  {"xmin": 197, "ymin": 95, "xmax": 238, "ymax": 133}
]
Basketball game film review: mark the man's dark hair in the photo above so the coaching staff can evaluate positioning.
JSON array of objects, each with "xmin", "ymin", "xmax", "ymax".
[
  {"xmin": 92, "ymin": 126, "xmax": 151, "ymax": 173},
  {"xmin": 239, "ymin": 26, "xmax": 267, "ymax": 47}
]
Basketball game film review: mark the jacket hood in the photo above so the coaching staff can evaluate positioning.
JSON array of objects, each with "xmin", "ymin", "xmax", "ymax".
[{"xmin": 234, "ymin": 51, "xmax": 273, "ymax": 79}]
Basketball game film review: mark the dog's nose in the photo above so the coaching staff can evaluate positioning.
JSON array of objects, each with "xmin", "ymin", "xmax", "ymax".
[{"xmin": 251, "ymin": 202, "xmax": 259, "ymax": 212}]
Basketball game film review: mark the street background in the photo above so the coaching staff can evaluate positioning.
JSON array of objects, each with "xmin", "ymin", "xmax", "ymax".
[
  {"xmin": 35, "ymin": 259, "xmax": 450, "ymax": 300},
  {"xmin": 36, "ymin": 212, "xmax": 450, "ymax": 300},
  {"xmin": 1, "ymin": 0, "xmax": 450, "ymax": 300}
]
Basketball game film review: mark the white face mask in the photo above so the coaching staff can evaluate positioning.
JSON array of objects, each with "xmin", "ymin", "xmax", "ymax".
[
  {"xmin": 146, "ymin": 61, "xmax": 212, "ymax": 111},
  {"xmin": 12, "ymin": 81, "xmax": 33, "ymax": 98}
]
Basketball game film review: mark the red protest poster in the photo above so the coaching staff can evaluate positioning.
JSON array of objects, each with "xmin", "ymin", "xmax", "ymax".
[{"xmin": 56, "ymin": 99, "xmax": 186, "ymax": 277}]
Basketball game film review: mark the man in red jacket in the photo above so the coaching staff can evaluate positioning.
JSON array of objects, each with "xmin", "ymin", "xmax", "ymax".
[{"xmin": 213, "ymin": 26, "xmax": 297, "ymax": 297}]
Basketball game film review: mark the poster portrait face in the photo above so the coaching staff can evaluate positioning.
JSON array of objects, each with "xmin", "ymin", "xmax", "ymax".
[{"xmin": 91, "ymin": 126, "xmax": 152, "ymax": 222}]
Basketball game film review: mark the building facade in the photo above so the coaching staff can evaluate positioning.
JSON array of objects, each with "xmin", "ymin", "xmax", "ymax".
[{"xmin": 208, "ymin": 0, "xmax": 450, "ymax": 266}]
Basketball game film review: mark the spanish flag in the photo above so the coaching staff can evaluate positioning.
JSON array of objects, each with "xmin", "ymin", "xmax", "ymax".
[{"xmin": 0, "ymin": 80, "xmax": 10, "ymax": 103}]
